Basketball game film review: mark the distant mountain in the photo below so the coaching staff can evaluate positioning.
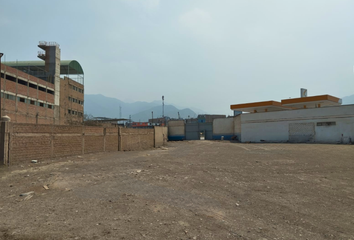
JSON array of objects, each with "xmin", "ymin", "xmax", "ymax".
[
  {"xmin": 84, "ymin": 94, "xmax": 198, "ymax": 120},
  {"xmin": 131, "ymin": 105, "xmax": 197, "ymax": 122},
  {"xmin": 84, "ymin": 94, "xmax": 160, "ymax": 118},
  {"xmin": 342, "ymin": 94, "xmax": 354, "ymax": 105}
]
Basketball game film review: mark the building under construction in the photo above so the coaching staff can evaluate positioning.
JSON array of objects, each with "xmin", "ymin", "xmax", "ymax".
[{"xmin": 0, "ymin": 41, "xmax": 84, "ymax": 124}]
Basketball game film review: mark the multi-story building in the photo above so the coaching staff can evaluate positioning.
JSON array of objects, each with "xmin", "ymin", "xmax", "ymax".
[
  {"xmin": 1, "ymin": 42, "xmax": 84, "ymax": 125},
  {"xmin": 60, "ymin": 76, "xmax": 84, "ymax": 124},
  {"xmin": 0, "ymin": 63, "xmax": 56, "ymax": 124}
]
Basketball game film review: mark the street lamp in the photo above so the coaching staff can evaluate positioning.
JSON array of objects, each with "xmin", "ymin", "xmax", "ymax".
[{"xmin": 0, "ymin": 53, "xmax": 3, "ymax": 119}]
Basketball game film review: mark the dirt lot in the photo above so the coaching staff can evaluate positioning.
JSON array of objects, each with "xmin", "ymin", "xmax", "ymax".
[{"xmin": 0, "ymin": 141, "xmax": 353, "ymax": 240}]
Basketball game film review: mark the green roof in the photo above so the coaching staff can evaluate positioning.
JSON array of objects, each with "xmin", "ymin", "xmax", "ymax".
[{"xmin": 3, "ymin": 60, "xmax": 84, "ymax": 75}]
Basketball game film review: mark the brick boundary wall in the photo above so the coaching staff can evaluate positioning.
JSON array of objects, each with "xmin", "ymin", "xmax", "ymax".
[{"xmin": 0, "ymin": 122, "xmax": 167, "ymax": 166}]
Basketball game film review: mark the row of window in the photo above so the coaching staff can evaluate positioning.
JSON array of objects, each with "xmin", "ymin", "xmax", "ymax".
[
  {"xmin": 1, "ymin": 73, "xmax": 55, "ymax": 95},
  {"xmin": 68, "ymin": 109, "xmax": 83, "ymax": 117},
  {"xmin": 1, "ymin": 92, "xmax": 54, "ymax": 109},
  {"xmin": 68, "ymin": 97, "xmax": 84, "ymax": 105},
  {"xmin": 69, "ymin": 84, "xmax": 84, "ymax": 94}
]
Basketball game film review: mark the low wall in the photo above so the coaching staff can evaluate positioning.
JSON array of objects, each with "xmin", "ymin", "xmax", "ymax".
[
  {"xmin": 120, "ymin": 128, "xmax": 154, "ymax": 151},
  {"xmin": 1, "ymin": 123, "xmax": 167, "ymax": 165}
]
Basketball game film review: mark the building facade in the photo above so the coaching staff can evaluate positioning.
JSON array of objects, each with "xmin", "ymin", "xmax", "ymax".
[
  {"xmin": 0, "ymin": 63, "xmax": 55, "ymax": 124},
  {"xmin": 59, "ymin": 77, "xmax": 84, "ymax": 124}
]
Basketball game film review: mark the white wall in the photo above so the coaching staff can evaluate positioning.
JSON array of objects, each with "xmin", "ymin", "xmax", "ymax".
[
  {"xmin": 241, "ymin": 105, "xmax": 354, "ymax": 143},
  {"xmin": 213, "ymin": 118, "xmax": 234, "ymax": 135},
  {"xmin": 234, "ymin": 115, "xmax": 241, "ymax": 139}
]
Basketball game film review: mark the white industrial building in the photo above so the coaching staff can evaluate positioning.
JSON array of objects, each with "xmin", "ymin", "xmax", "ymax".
[{"xmin": 230, "ymin": 90, "xmax": 354, "ymax": 144}]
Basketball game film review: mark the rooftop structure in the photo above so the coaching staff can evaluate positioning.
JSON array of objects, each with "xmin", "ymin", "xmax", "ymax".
[
  {"xmin": 230, "ymin": 101, "xmax": 292, "ymax": 113},
  {"xmin": 230, "ymin": 89, "xmax": 342, "ymax": 113},
  {"xmin": 3, "ymin": 60, "xmax": 84, "ymax": 85}
]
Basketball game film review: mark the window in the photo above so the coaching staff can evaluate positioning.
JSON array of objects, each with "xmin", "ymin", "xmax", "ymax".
[
  {"xmin": 68, "ymin": 109, "xmax": 71, "ymax": 114},
  {"xmin": 29, "ymin": 83, "xmax": 37, "ymax": 89},
  {"xmin": 6, "ymin": 94, "xmax": 16, "ymax": 101},
  {"xmin": 39, "ymin": 102, "xmax": 44, "ymax": 107},
  {"xmin": 19, "ymin": 97, "xmax": 25, "ymax": 103},
  {"xmin": 5, "ymin": 74, "xmax": 16, "ymax": 82},
  {"xmin": 30, "ymin": 100, "xmax": 35, "ymax": 105},
  {"xmin": 68, "ymin": 97, "xmax": 72, "ymax": 102},
  {"xmin": 18, "ymin": 79, "xmax": 28, "ymax": 86},
  {"xmin": 38, "ymin": 86, "xmax": 46, "ymax": 92},
  {"xmin": 48, "ymin": 104, "xmax": 53, "ymax": 109},
  {"xmin": 47, "ymin": 89, "xmax": 54, "ymax": 95},
  {"xmin": 317, "ymin": 122, "xmax": 336, "ymax": 126}
]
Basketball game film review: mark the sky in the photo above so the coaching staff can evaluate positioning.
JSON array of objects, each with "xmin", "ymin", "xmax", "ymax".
[{"xmin": 1, "ymin": 0, "xmax": 354, "ymax": 115}]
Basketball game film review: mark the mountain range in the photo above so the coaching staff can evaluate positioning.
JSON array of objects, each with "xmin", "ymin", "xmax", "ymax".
[
  {"xmin": 84, "ymin": 94, "xmax": 198, "ymax": 122},
  {"xmin": 342, "ymin": 94, "xmax": 354, "ymax": 105}
]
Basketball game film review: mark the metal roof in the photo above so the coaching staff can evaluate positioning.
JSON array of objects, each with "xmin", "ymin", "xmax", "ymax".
[
  {"xmin": 91, "ymin": 117, "xmax": 129, "ymax": 122},
  {"xmin": 3, "ymin": 60, "xmax": 84, "ymax": 75}
]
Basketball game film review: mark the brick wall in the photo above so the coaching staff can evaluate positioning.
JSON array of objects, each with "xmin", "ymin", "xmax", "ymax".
[
  {"xmin": 105, "ymin": 128, "xmax": 118, "ymax": 151},
  {"xmin": 3, "ymin": 123, "xmax": 167, "ymax": 165},
  {"xmin": 1, "ymin": 63, "xmax": 56, "ymax": 124},
  {"xmin": 59, "ymin": 77, "xmax": 84, "ymax": 125},
  {"xmin": 84, "ymin": 126, "xmax": 104, "ymax": 154},
  {"xmin": 120, "ymin": 128, "xmax": 154, "ymax": 151}
]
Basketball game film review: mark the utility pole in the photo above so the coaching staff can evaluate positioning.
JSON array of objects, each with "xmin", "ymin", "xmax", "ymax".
[
  {"xmin": 178, "ymin": 112, "xmax": 180, "ymax": 119},
  {"xmin": 152, "ymin": 111, "xmax": 153, "ymax": 125},
  {"xmin": 0, "ymin": 53, "xmax": 3, "ymax": 119},
  {"xmin": 119, "ymin": 105, "xmax": 122, "ymax": 124},
  {"xmin": 162, "ymin": 95, "xmax": 164, "ymax": 126}
]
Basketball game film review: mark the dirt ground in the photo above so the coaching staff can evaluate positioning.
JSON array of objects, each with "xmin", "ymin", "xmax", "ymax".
[{"xmin": 0, "ymin": 141, "xmax": 353, "ymax": 240}]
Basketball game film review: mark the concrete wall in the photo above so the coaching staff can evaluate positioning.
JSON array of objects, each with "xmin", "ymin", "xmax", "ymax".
[
  {"xmin": 234, "ymin": 115, "xmax": 241, "ymax": 140},
  {"xmin": 212, "ymin": 118, "xmax": 234, "ymax": 140},
  {"xmin": 212, "ymin": 116, "xmax": 241, "ymax": 140},
  {"xmin": 2, "ymin": 123, "xmax": 166, "ymax": 165},
  {"xmin": 155, "ymin": 126, "xmax": 168, "ymax": 147},
  {"xmin": 241, "ymin": 105, "xmax": 354, "ymax": 143},
  {"xmin": 168, "ymin": 120, "xmax": 185, "ymax": 141}
]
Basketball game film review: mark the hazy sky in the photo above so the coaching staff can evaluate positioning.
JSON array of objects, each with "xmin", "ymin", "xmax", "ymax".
[{"xmin": 1, "ymin": 0, "xmax": 354, "ymax": 115}]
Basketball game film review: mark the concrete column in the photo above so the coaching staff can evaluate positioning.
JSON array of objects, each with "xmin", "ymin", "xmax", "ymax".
[
  {"xmin": 82, "ymin": 125, "xmax": 85, "ymax": 155},
  {"xmin": 0, "ymin": 121, "xmax": 11, "ymax": 166},
  {"xmin": 50, "ymin": 124, "xmax": 54, "ymax": 158},
  {"xmin": 103, "ymin": 128, "xmax": 106, "ymax": 152},
  {"xmin": 118, "ymin": 127, "xmax": 122, "ymax": 151}
]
